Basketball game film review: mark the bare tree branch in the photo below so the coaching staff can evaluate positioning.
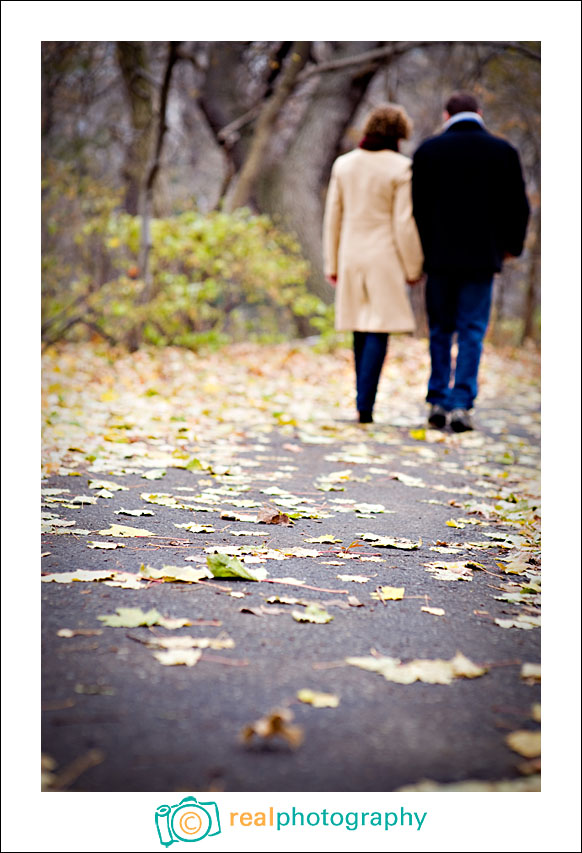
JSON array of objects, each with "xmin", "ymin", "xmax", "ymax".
[
  {"xmin": 226, "ymin": 42, "xmax": 312, "ymax": 212},
  {"xmin": 297, "ymin": 40, "xmax": 540, "ymax": 82}
]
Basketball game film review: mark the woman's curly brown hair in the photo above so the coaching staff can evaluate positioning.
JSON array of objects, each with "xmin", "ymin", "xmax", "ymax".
[{"xmin": 363, "ymin": 104, "xmax": 412, "ymax": 140}]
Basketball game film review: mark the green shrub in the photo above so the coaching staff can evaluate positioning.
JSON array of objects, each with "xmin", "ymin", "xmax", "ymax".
[{"xmin": 42, "ymin": 169, "xmax": 334, "ymax": 349}]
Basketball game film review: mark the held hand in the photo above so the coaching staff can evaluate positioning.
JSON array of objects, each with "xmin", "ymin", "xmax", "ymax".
[{"xmin": 326, "ymin": 274, "xmax": 338, "ymax": 287}]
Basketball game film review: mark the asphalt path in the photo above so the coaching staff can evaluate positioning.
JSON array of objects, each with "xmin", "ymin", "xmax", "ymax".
[{"xmin": 41, "ymin": 403, "xmax": 541, "ymax": 792}]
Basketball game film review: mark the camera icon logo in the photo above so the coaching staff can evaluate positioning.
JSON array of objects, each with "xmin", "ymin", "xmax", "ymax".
[{"xmin": 155, "ymin": 796, "xmax": 221, "ymax": 846}]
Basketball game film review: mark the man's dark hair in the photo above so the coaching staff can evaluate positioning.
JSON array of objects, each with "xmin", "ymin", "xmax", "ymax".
[{"xmin": 445, "ymin": 91, "xmax": 480, "ymax": 116}]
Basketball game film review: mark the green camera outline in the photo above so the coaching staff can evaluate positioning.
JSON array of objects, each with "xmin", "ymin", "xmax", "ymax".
[{"xmin": 155, "ymin": 796, "xmax": 221, "ymax": 846}]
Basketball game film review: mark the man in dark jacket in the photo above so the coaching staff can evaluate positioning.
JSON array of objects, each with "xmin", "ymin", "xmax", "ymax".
[{"xmin": 412, "ymin": 91, "xmax": 530, "ymax": 431}]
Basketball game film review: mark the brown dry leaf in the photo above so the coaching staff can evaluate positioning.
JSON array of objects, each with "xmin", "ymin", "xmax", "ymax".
[
  {"xmin": 505, "ymin": 730, "xmax": 541, "ymax": 758},
  {"xmin": 240, "ymin": 708, "xmax": 304, "ymax": 748},
  {"xmin": 258, "ymin": 506, "xmax": 291, "ymax": 525},
  {"xmin": 297, "ymin": 689, "xmax": 339, "ymax": 708},
  {"xmin": 517, "ymin": 758, "xmax": 541, "ymax": 776},
  {"xmin": 532, "ymin": 703, "xmax": 541, "ymax": 723}
]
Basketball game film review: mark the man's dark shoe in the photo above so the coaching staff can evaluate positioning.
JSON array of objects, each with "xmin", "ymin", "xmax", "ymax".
[
  {"xmin": 428, "ymin": 404, "xmax": 447, "ymax": 429},
  {"xmin": 449, "ymin": 408, "xmax": 473, "ymax": 432},
  {"xmin": 358, "ymin": 411, "xmax": 373, "ymax": 424}
]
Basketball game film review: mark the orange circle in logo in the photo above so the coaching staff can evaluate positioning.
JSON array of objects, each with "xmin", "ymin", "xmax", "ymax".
[{"xmin": 179, "ymin": 810, "xmax": 202, "ymax": 836}]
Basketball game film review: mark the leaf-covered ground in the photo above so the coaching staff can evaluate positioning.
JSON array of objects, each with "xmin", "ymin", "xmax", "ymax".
[{"xmin": 41, "ymin": 338, "xmax": 541, "ymax": 792}]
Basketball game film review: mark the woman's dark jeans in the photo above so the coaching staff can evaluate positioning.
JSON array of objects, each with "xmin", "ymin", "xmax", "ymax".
[
  {"xmin": 425, "ymin": 273, "xmax": 493, "ymax": 411},
  {"xmin": 353, "ymin": 331, "xmax": 389, "ymax": 415}
]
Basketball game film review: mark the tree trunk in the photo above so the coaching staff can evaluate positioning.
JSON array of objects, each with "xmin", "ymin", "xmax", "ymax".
[
  {"xmin": 521, "ymin": 208, "xmax": 540, "ymax": 344},
  {"xmin": 225, "ymin": 42, "xmax": 311, "ymax": 212},
  {"xmin": 116, "ymin": 42, "xmax": 155, "ymax": 214},
  {"xmin": 127, "ymin": 42, "xmax": 179, "ymax": 350},
  {"xmin": 256, "ymin": 42, "xmax": 380, "ymax": 304}
]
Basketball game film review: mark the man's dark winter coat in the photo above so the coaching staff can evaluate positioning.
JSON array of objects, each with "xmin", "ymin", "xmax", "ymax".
[{"xmin": 412, "ymin": 120, "xmax": 530, "ymax": 275}]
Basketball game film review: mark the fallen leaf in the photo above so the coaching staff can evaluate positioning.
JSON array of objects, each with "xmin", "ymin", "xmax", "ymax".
[
  {"xmin": 88, "ymin": 479, "xmax": 128, "ymax": 491},
  {"xmin": 505, "ymin": 730, "xmax": 541, "ymax": 758},
  {"xmin": 495, "ymin": 615, "xmax": 541, "ymax": 630},
  {"xmin": 88, "ymin": 541, "xmax": 126, "ymax": 550},
  {"xmin": 74, "ymin": 683, "xmax": 115, "ymax": 695},
  {"xmin": 241, "ymin": 605, "xmax": 286, "ymax": 616},
  {"xmin": 206, "ymin": 553, "xmax": 268, "ymax": 581},
  {"xmin": 421, "ymin": 606, "xmax": 445, "ymax": 616},
  {"xmin": 97, "ymin": 524, "xmax": 154, "ymax": 538},
  {"xmin": 336, "ymin": 574, "xmax": 370, "ymax": 583},
  {"xmin": 398, "ymin": 777, "xmax": 540, "ymax": 792},
  {"xmin": 57, "ymin": 628, "xmax": 103, "ymax": 638},
  {"xmin": 174, "ymin": 523, "xmax": 215, "ymax": 533},
  {"xmin": 97, "ymin": 608, "xmax": 190, "ymax": 629},
  {"xmin": 152, "ymin": 649, "xmax": 202, "ymax": 667},
  {"xmin": 297, "ymin": 689, "xmax": 339, "ymax": 708},
  {"xmin": 292, "ymin": 604, "xmax": 334, "ymax": 624},
  {"xmin": 346, "ymin": 651, "xmax": 487, "ymax": 685},
  {"xmin": 146, "ymin": 634, "xmax": 234, "ymax": 650},
  {"xmin": 371, "ymin": 586, "xmax": 405, "ymax": 601},
  {"xmin": 360, "ymin": 533, "xmax": 421, "ymax": 550},
  {"xmin": 521, "ymin": 662, "xmax": 541, "ymax": 682},
  {"xmin": 141, "ymin": 468, "xmax": 166, "ymax": 480},
  {"xmin": 140, "ymin": 564, "xmax": 213, "ymax": 583},
  {"xmin": 258, "ymin": 507, "xmax": 291, "ymax": 525},
  {"xmin": 103, "ymin": 572, "xmax": 145, "ymax": 589},
  {"xmin": 42, "ymin": 570, "xmax": 115, "ymax": 583},
  {"xmin": 114, "ymin": 508, "xmax": 154, "ymax": 517},
  {"xmin": 305, "ymin": 535, "xmax": 342, "ymax": 544},
  {"xmin": 240, "ymin": 708, "xmax": 304, "ymax": 748}
]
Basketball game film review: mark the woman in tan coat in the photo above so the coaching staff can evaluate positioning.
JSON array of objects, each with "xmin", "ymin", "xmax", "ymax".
[{"xmin": 323, "ymin": 103, "xmax": 424, "ymax": 423}]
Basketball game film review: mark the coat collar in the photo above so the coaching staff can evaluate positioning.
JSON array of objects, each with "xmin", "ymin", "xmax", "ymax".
[{"xmin": 442, "ymin": 112, "xmax": 486, "ymax": 134}]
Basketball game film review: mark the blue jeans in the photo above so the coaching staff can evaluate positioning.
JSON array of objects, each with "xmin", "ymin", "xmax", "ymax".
[
  {"xmin": 353, "ymin": 331, "xmax": 388, "ymax": 414},
  {"xmin": 425, "ymin": 273, "xmax": 493, "ymax": 411}
]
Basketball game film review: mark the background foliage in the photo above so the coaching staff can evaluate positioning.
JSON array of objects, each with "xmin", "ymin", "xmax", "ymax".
[{"xmin": 41, "ymin": 41, "xmax": 540, "ymax": 350}]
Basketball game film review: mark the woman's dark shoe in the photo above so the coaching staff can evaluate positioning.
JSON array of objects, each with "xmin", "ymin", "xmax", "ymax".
[
  {"xmin": 449, "ymin": 408, "xmax": 473, "ymax": 432},
  {"xmin": 358, "ymin": 411, "xmax": 373, "ymax": 423},
  {"xmin": 428, "ymin": 404, "xmax": 447, "ymax": 429}
]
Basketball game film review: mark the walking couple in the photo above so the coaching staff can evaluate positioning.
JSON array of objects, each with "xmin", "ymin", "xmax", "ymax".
[{"xmin": 323, "ymin": 91, "xmax": 530, "ymax": 431}]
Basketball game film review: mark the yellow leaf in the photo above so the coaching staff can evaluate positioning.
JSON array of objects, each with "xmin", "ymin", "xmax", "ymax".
[
  {"xmin": 505, "ymin": 730, "xmax": 541, "ymax": 758},
  {"xmin": 152, "ymin": 649, "xmax": 202, "ymax": 667},
  {"xmin": 97, "ymin": 524, "xmax": 154, "ymax": 538},
  {"xmin": 371, "ymin": 586, "xmax": 404, "ymax": 601},
  {"xmin": 297, "ymin": 689, "xmax": 339, "ymax": 708}
]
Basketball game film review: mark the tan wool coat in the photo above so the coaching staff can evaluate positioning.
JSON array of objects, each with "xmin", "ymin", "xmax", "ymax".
[{"xmin": 323, "ymin": 148, "xmax": 424, "ymax": 333}]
